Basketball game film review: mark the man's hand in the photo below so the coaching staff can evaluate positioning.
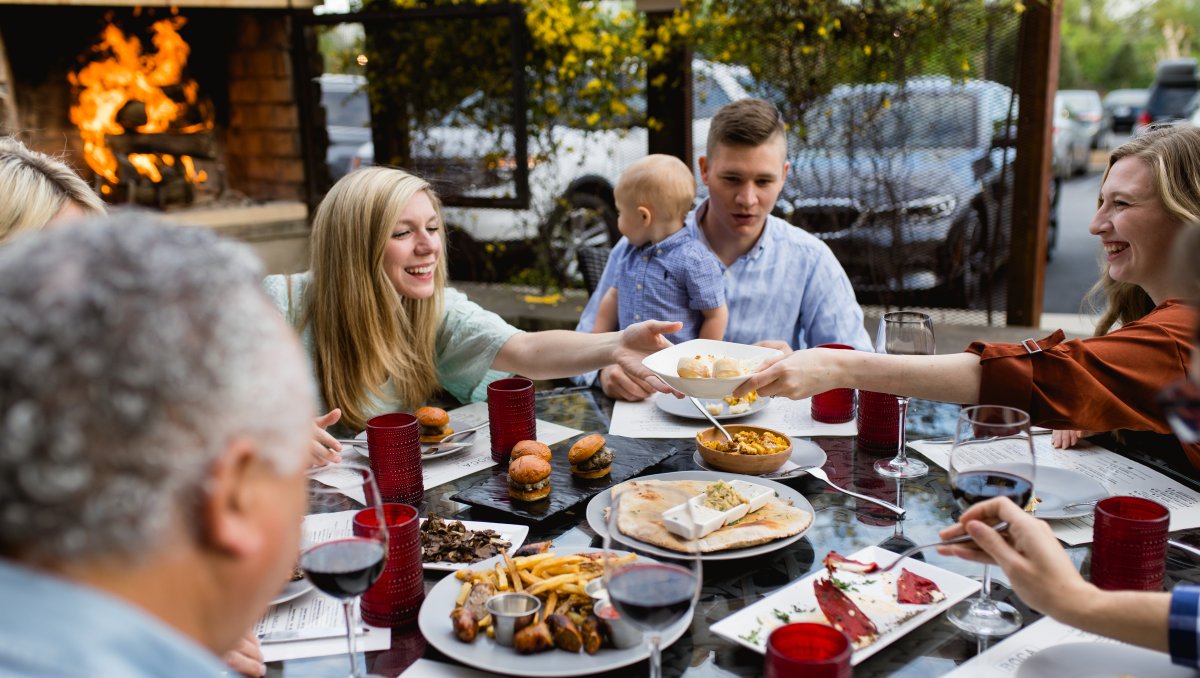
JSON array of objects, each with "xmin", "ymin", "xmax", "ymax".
[
  {"xmin": 613, "ymin": 320, "xmax": 684, "ymax": 396},
  {"xmin": 221, "ymin": 630, "xmax": 265, "ymax": 677},
  {"xmin": 308, "ymin": 408, "xmax": 343, "ymax": 467},
  {"xmin": 936, "ymin": 497, "xmax": 1090, "ymax": 617},
  {"xmin": 752, "ymin": 339, "xmax": 793, "ymax": 355},
  {"xmin": 598, "ymin": 364, "xmax": 656, "ymax": 401}
]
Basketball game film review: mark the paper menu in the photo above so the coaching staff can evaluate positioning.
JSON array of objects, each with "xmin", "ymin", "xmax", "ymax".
[
  {"xmin": 608, "ymin": 396, "xmax": 858, "ymax": 439},
  {"xmin": 942, "ymin": 616, "xmax": 1146, "ymax": 678},
  {"xmin": 908, "ymin": 437, "xmax": 1200, "ymax": 545},
  {"xmin": 256, "ymin": 594, "xmax": 391, "ymax": 662}
]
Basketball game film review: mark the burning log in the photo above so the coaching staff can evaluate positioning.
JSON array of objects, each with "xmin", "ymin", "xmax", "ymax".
[{"xmin": 108, "ymin": 131, "xmax": 218, "ymax": 159}]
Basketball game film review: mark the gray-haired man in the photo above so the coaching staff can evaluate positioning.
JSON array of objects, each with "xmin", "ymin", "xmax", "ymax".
[{"xmin": 0, "ymin": 215, "xmax": 315, "ymax": 676}]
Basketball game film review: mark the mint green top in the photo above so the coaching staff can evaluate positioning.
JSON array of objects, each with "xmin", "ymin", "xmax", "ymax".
[{"xmin": 263, "ymin": 272, "xmax": 519, "ymax": 427}]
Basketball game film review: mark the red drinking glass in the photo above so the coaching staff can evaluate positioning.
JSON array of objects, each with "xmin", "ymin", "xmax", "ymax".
[
  {"xmin": 1091, "ymin": 496, "xmax": 1170, "ymax": 591},
  {"xmin": 811, "ymin": 344, "xmax": 856, "ymax": 424},
  {"xmin": 857, "ymin": 390, "xmax": 900, "ymax": 451},
  {"xmin": 488, "ymin": 377, "xmax": 536, "ymax": 463},
  {"xmin": 765, "ymin": 623, "xmax": 852, "ymax": 678},
  {"xmin": 366, "ymin": 413, "xmax": 423, "ymax": 505},
  {"xmin": 354, "ymin": 503, "xmax": 424, "ymax": 627}
]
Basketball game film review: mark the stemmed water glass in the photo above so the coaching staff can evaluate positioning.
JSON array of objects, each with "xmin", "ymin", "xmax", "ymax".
[
  {"xmin": 946, "ymin": 405, "xmax": 1036, "ymax": 636},
  {"xmin": 604, "ymin": 486, "xmax": 701, "ymax": 678},
  {"xmin": 300, "ymin": 462, "xmax": 388, "ymax": 678},
  {"xmin": 875, "ymin": 311, "xmax": 936, "ymax": 479}
]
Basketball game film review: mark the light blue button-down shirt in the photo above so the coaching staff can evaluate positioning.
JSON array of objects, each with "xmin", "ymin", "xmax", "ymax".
[
  {"xmin": 610, "ymin": 227, "xmax": 725, "ymax": 343},
  {"xmin": 574, "ymin": 200, "xmax": 872, "ymax": 385},
  {"xmin": 0, "ymin": 559, "xmax": 229, "ymax": 677}
]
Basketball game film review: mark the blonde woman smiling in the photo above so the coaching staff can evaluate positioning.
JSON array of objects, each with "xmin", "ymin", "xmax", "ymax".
[{"xmin": 264, "ymin": 167, "xmax": 680, "ymax": 461}]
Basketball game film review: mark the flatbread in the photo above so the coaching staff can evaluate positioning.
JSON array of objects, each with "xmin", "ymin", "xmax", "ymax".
[{"xmin": 613, "ymin": 480, "xmax": 812, "ymax": 553}]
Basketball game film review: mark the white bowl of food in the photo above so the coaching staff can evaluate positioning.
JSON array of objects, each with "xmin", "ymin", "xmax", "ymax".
[{"xmin": 641, "ymin": 339, "xmax": 783, "ymax": 399}]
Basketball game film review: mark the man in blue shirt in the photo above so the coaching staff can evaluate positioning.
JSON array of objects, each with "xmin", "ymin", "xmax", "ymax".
[
  {"xmin": 0, "ymin": 216, "xmax": 316, "ymax": 677},
  {"xmin": 576, "ymin": 98, "xmax": 872, "ymax": 400}
]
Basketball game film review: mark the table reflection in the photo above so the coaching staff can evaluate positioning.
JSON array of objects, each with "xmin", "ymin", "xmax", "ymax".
[{"xmin": 276, "ymin": 389, "xmax": 1200, "ymax": 678}]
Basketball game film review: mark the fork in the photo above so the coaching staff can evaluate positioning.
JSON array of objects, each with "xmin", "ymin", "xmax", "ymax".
[
  {"xmin": 334, "ymin": 421, "xmax": 488, "ymax": 449},
  {"xmin": 876, "ymin": 521, "xmax": 1010, "ymax": 572},
  {"xmin": 921, "ymin": 430, "xmax": 1053, "ymax": 445},
  {"xmin": 804, "ymin": 466, "xmax": 906, "ymax": 517}
]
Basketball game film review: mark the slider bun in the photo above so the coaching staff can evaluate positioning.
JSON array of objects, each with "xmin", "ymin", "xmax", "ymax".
[
  {"xmin": 508, "ymin": 455, "xmax": 552, "ymax": 484},
  {"xmin": 712, "ymin": 357, "xmax": 742, "ymax": 379},
  {"xmin": 511, "ymin": 440, "xmax": 552, "ymax": 462},
  {"xmin": 677, "ymin": 355, "xmax": 712, "ymax": 379},
  {"xmin": 415, "ymin": 406, "xmax": 450, "ymax": 427},
  {"xmin": 568, "ymin": 434, "xmax": 606, "ymax": 464}
]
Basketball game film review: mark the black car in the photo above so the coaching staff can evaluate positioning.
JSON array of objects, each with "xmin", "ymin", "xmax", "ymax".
[
  {"xmin": 779, "ymin": 77, "xmax": 1022, "ymax": 305},
  {"xmin": 1138, "ymin": 59, "xmax": 1199, "ymax": 131},
  {"xmin": 1102, "ymin": 88, "xmax": 1148, "ymax": 135}
]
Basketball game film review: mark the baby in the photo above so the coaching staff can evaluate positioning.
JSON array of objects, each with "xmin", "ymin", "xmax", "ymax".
[{"xmin": 592, "ymin": 154, "xmax": 728, "ymax": 342}]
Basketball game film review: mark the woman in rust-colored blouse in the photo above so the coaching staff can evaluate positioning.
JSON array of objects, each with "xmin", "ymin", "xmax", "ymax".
[{"xmin": 737, "ymin": 125, "xmax": 1200, "ymax": 469}]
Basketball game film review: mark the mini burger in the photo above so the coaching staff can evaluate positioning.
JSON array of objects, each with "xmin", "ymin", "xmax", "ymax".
[
  {"xmin": 416, "ymin": 406, "xmax": 453, "ymax": 443},
  {"xmin": 508, "ymin": 455, "xmax": 552, "ymax": 502},
  {"xmin": 511, "ymin": 440, "xmax": 552, "ymax": 462},
  {"xmin": 568, "ymin": 434, "xmax": 614, "ymax": 479}
]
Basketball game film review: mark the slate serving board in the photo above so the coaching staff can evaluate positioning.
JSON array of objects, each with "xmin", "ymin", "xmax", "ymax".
[{"xmin": 450, "ymin": 432, "xmax": 682, "ymax": 525}]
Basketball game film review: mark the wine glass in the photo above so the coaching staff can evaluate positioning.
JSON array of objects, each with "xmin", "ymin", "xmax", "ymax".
[
  {"xmin": 874, "ymin": 311, "xmax": 936, "ymax": 479},
  {"xmin": 946, "ymin": 405, "xmax": 1036, "ymax": 636},
  {"xmin": 300, "ymin": 462, "xmax": 388, "ymax": 678},
  {"xmin": 604, "ymin": 486, "xmax": 701, "ymax": 678}
]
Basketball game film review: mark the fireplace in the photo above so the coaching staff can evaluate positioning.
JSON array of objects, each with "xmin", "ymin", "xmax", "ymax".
[{"xmin": 0, "ymin": 1, "xmax": 323, "ymax": 273}]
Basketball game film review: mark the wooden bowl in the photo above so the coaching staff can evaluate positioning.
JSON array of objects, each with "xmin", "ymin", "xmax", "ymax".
[{"xmin": 695, "ymin": 425, "xmax": 792, "ymax": 475}]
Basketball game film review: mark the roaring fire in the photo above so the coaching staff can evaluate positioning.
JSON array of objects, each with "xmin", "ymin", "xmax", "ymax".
[{"xmin": 68, "ymin": 15, "xmax": 211, "ymax": 186}]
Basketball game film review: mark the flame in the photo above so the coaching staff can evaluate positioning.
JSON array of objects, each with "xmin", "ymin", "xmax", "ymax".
[{"xmin": 68, "ymin": 16, "xmax": 212, "ymax": 186}]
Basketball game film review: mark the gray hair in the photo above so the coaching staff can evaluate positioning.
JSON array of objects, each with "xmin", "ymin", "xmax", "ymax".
[{"xmin": 0, "ymin": 213, "xmax": 315, "ymax": 563}]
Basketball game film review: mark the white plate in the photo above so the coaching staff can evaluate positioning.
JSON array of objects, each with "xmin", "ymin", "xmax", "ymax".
[
  {"xmin": 642, "ymin": 339, "xmax": 783, "ymax": 399},
  {"xmin": 711, "ymin": 545, "xmax": 980, "ymax": 665},
  {"xmin": 417, "ymin": 547, "xmax": 692, "ymax": 677},
  {"xmin": 1000, "ymin": 464, "xmax": 1109, "ymax": 520},
  {"xmin": 586, "ymin": 470, "xmax": 815, "ymax": 561},
  {"xmin": 1015, "ymin": 641, "xmax": 1195, "ymax": 678},
  {"xmin": 347, "ymin": 433, "xmax": 472, "ymax": 460},
  {"xmin": 691, "ymin": 439, "xmax": 828, "ymax": 479},
  {"xmin": 271, "ymin": 578, "xmax": 314, "ymax": 606},
  {"xmin": 420, "ymin": 518, "xmax": 530, "ymax": 571},
  {"xmin": 653, "ymin": 392, "xmax": 771, "ymax": 420}
]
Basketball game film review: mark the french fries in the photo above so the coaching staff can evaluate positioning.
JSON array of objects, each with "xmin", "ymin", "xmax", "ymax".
[{"xmin": 453, "ymin": 550, "xmax": 635, "ymax": 632}]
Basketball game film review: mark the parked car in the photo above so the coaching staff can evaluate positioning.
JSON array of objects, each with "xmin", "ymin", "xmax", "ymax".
[
  {"xmin": 317, "ymin": 73, "xmax": 372, "ymax": 181},
  {"xmin": 1052, "ymin": 92, "xmax": 1091, "ymax": 178},
  {"xmin": 350, "ymin": 60, "xmax": 763, "ymax": 284},
  {"xmin": 1102, "ymin": 88, "xmax": 1148, "ymax": 135},
  {"xmin": 1057, "ymin": 89, "xmax": 1103, "ymax": 148},
  {"xmin": 1137, "ymin": 58, "xmax": 1199, "ymax": 132},
  {"xmin": 778, "ymin": 77, "xmax": 1028, "ymax": 303}
]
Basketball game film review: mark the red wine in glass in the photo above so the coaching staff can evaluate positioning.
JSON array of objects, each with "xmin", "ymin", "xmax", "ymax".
[
  {"xmin": 607, "ymin": 562, "xmax": 697, "ymax": 629},
  {"xmin": 301, "ymin": 538, "xmax": 387, "ymax": 599},
  {"xmin": 951, "ymin": 470, "xmax": 1033, "ymax": 510}
]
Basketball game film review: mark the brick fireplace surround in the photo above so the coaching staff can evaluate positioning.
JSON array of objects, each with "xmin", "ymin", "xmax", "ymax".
[{"xmin": 0, "ymin": 0, "xmax": 323, "ymax": 273}]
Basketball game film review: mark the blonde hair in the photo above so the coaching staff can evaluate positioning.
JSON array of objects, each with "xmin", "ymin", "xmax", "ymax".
[
  {"xmin": 1087, "ymin": 125, "xmax": 1200, "ymax": 335},
  {"xmin": 0, "ymin": 137, "xmax": 105, "ymax": 242},
  {"xmin": 617, "ymin": 154, "xmax": 696, "ymax": 223},
  {"xmin": 305, "ymin": 167, "xmax": 448, "ymax": 431}
]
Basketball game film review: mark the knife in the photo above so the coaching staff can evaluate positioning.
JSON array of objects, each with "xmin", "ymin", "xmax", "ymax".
[{"xmin": 258, "ymin": 627, "xmax": 371, "ymax": 644}]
